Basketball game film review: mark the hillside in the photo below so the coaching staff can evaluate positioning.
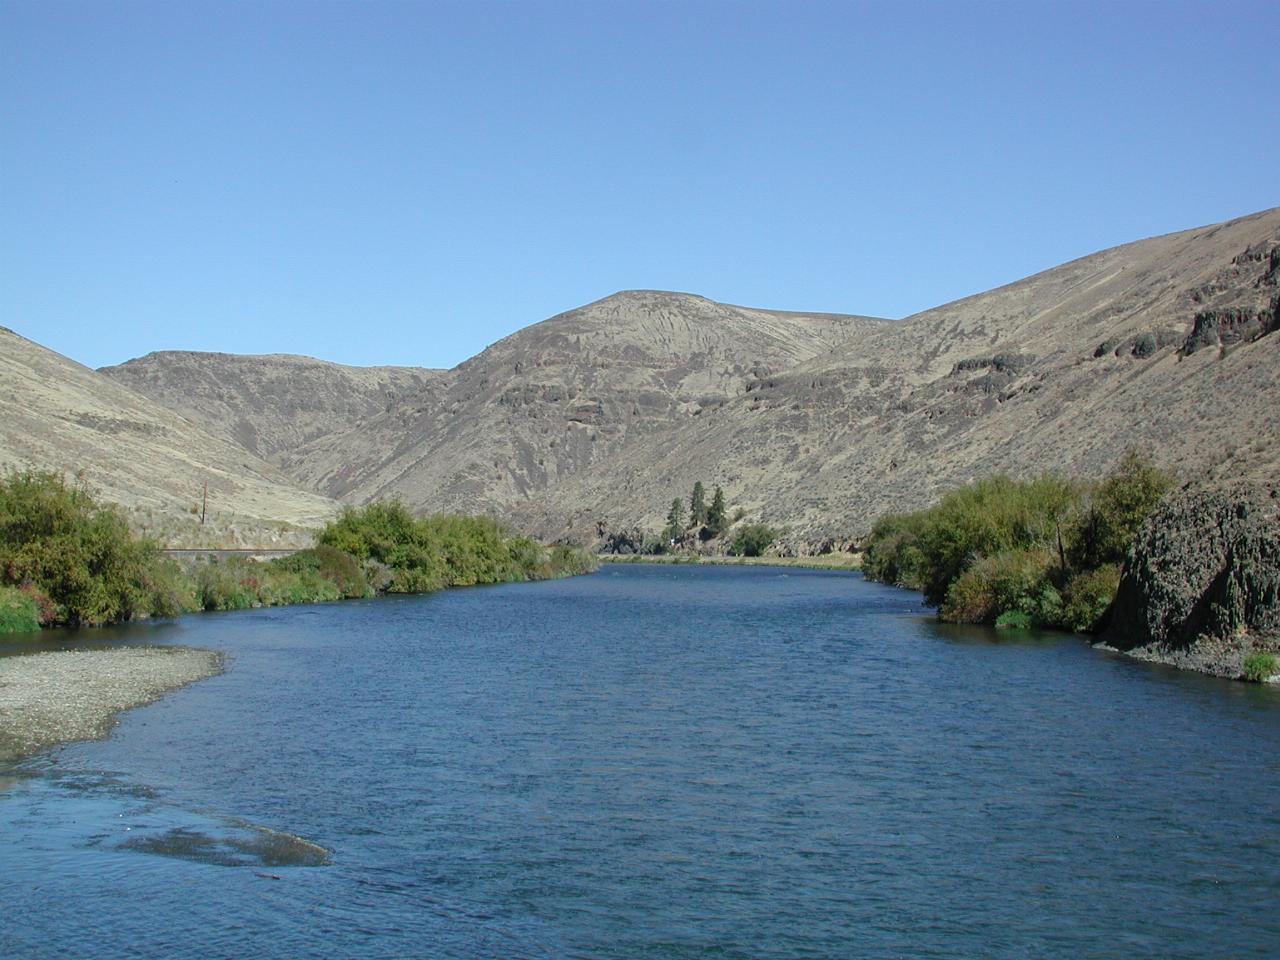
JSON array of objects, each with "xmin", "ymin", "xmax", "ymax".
[
  {"xmin": 75, "ymin": 206, "xmax": 1279, "ymax": 551},
  {"xmin": 100, "ymin": 351, "xmax": 440, "ymax": 465},
  {"xmin": 0, "ymin": 327, "xmax": 338, "ymax": 546},
  {"xmin": 509, "ymin": 207, "xmax": 1280, "ymax": 545},
  {"xmin": 282, "ymin": 291, "xmax": 887, "ymax": 513}
]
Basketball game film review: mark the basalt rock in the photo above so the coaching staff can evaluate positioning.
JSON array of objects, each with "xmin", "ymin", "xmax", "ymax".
[
  {"xmin": 1180, "ymin": 298, "xmax": 1279, "ymax": 355},
  {"xmin": 1103, "ymin": 482, "xmax": 1280, "ymax": 677}
]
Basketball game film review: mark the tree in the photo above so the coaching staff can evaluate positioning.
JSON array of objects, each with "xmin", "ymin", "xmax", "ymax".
[
  {"xmin": 1069, "ymin": 450, "xmax": 1174, "ymax": 570},
  {"xmin": 0, "ymin": 470, "xmax": 190, "ymax": 625},
  {"xmin": 705, "ymin": 486, "xmax": 727, "ymax": 538},
  {"xmin": 664, "ymin": 498, "xmax": 685, "ymax": 543},
  {"xmin": 729, "ymin": 523, "xmax": 778, "ymax": 557},
  {"xmin": 689, "ymin": 481, "xmax": 707, "ymax": 527}
]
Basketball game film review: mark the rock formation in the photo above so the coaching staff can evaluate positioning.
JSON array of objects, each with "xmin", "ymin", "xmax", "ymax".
[{"xmin": 1103, "ymin": 482, "xmax": 1280, "ymax": 678}]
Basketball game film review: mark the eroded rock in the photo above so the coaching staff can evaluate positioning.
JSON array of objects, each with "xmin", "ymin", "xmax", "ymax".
[{"xmin": 1103, "ymin": 482, "xmax": 1280, "ymax": 677}]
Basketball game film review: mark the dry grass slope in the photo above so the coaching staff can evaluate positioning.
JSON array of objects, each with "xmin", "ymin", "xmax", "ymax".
[
  {"xmin": 100, "ymin": 351, "xmax": 440, "ymax": 464},
  {"xmin": 44, "ymin": 206, "xmax": 1278, "ymax": 551},
  {"xmin": 0, "ymin": 327, "xmax": 339, "ymax": 546},
  {"xmin": 509, "ymin": 208, "xmax": 1280, "ymax": 544}
]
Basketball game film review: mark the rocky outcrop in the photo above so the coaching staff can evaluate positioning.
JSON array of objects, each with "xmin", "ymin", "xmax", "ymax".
[
  {"xmin": 1102, "ymin": 482, "xmax": 1280, "ymax": 678},
  {"xmin": 1180, "ymin": 298, "xmax": 1279, "ymax": 355}
]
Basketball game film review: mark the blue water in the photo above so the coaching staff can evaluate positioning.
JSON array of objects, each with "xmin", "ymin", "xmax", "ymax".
[{"xmin": 2, "ymin": 565, "xmax": 1278, "ymax": 958}]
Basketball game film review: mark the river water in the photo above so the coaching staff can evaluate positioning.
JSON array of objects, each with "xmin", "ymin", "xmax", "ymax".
[{"xmin": 2, "ymin": 565, "xmax": 1278, "ymax": 958}]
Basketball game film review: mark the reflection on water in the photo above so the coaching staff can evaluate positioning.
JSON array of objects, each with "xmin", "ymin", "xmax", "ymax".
[{"xmin": 2, "ymin": 566, "xmax": 1278, "ymax": 959}]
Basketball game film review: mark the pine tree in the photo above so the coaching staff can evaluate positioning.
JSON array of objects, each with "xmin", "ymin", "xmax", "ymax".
[
  {"xmin": 689, "ymin": 481, "xmax": 707, "ymax": 527},
  {"xmin": 664, "ymin": 498, "xmax": 685, "ymax": 543},
  {"xmin": 706, "ymin": 486, "xmax": 727, "ymax": 537}
]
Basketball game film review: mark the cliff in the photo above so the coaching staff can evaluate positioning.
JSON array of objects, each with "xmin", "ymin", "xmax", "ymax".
[{"xmin": 1103, "ymin": 482, "xmax": 1280, "ymax": 679}]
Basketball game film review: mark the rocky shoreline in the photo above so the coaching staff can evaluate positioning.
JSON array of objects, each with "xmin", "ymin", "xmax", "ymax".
[
  {"xmin": 1102, "ymin": 481, "xmax": 1280, "ymax": 682},
  {"xmin": 0, "ymin": 647, "xmax": 224, "ymax": 764}
]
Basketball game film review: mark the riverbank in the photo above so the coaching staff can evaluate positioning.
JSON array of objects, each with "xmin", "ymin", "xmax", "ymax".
[
  {"xmin": 597, "ymin": 553, "xmax": 862, "ymax": 571},
  {"xmin": 0, "ymin": 647, "xmax": 224, "ymax": 764}
]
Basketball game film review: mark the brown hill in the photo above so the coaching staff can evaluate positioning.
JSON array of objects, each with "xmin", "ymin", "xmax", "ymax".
[
  {"xmin": 84, "ymin": 206, "xmax": 1278, "ymax": 551},
  {"xmin": 282, "ymin": 291, "xmax": 887, "ymax": 512},
  {"xmin": 509, "ymin": 207, "xmax": 1280, "ymax": 545},
  {"xmin": 0, "ymin": 327, "xmax": 338, "ymax": 546},
  {"xmin": 100, "ymin": 351, "xmax": 439, "ymax": 464}
]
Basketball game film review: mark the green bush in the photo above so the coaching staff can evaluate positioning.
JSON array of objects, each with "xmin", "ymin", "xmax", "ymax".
[
  {"xmin": 548, "ymin": 544, "xmax": 598, "ymax": 577},
  {"xmin": 268, "ymin": 545, "xmax": 371, "ymax": 599},
  {"xmin": 994, "ymin": 610, "xmax": 1033, "ymax": 630},
  {"xmin": 860, "ymin": 510, "xmax": 929, "ymax": 589},
  {"xmin": 913, "ymin": 475, "xmax": 1080, "ymax": 606},
  {"xmin": 0, "ymin": 585, "xmax": 40, "ymax": 634},
  {"xmin": 941, "ymin": 549, "xmax": 1057, "ymax": 625},
  {"xmin": 0, "ymin": 470, "xmax": 193, "ymax": 626},
  {"xmin": 729, "ymin": 523, "xmax": 779, "ymax": 557},
  {"xmin": 0, "ymin": 478, "xmax": 596, "ymax": 632},
  {"xmin": 1242, "ymin": 652, "xmax": 1278, "ymax": 683},
  {"xmin": 317, "ymin": 502, "xmax": 595, "ymax": 593},
  {"xmin": 863, "ymin": 457, "xmax": 1172, "ymax": 634},
  {"xmin": 194, "ymin": 555, "xmax": 351, "ymax": 611},
  {"xmin": 1069, "ymin": 451, "xmax": 1174, "ymax": 569},
  {"xmin": 193, "ymin": 558, "xmax": 260, "ymax": 611},
  {"xmin": 1061, "ymin": 564, "xmax": 1122, "ymax": 633}
]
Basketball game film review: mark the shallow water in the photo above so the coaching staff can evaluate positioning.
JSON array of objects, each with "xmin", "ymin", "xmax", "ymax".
[{"xmin": 2, "ymin": 565, "xmax": 1278, "ymax": 958}]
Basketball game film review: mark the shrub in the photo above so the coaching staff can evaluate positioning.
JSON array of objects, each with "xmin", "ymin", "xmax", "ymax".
[
  {"xmin": 317, "ymin": 502, "xmax": 594, "ymax": 593},
  {"xmin": 0, "ymin": 585, "xmax": 40, "ymax": 634},
  {"xmin": 729, "ymin": 523, "xmax": 779, "ymax": 557},
  {"xmin": 994, "ymin": 610, "xmax": 1033, "ymax": 630},
  {"xmin": 864, "ymin": 458, "xmax": 1172, "ymax": 636},
  {"xmin": 17, "ymin": 583, "xmax": 58, "ymax": 626},
  {"xmin": 548, "ymin": 544, "xmax": 598, "ymax": 577},
  {"xmin": 268, "ymin": 545, "xmax": 370, "ymax": 599},
  {"xmin": 193, "ymin": 558, "xmax": 260, "ymax": 611},
  {"xmin": 914, "ymin": 475, "xmax": 1079, "ymax": 606},
  {"xmin": 1242, "ymin": 652, "xmax": 1278, "ymax": 683},
  {"xmin": 861, "ymin": 510, "xmax": 929, "ymax": 589},
  {"xmin": 1061, "ymin": 563, "xmax": 1122, "ymax": 633},
  {"xmin": 1069, "ymin": 451, "xmax": 1174, "ymax": 569},
  {"xmin": 940, "ymin": 549, "xmax": 1057, "ymax": 625},
  {"xmin": 0, "ymin": 470, "xmax": 193, "ymax": 625}
]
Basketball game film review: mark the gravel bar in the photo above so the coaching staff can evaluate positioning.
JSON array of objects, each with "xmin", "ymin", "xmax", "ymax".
[{"xmin": 0, "ymin": 647, "xmax": 224, "ymax": 763}]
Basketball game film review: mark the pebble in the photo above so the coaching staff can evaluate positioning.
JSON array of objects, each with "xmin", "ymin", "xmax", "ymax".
[{"xmin": 0, "ymin": 647, "xmax": 224, "ymax": 762}]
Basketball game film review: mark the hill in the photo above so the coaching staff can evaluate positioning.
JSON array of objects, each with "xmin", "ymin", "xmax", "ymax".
[
  {"xmin": 509, "ymin": 208, "xmax": 1280, "ymax": 545},
  {"xmin": 99, "ymin": 351, "xmax": 439, "ymax": 465},
  {"xmin": 76, "ymin": 206, "xmax": 1279, "ymax": 551},
  {"xmin": 0, "ymin": 327, "xmax": 338, "ymax": 546},
  {"xmin": 282, "ymin": 291, "xmax": 887, "ymax": 514}
]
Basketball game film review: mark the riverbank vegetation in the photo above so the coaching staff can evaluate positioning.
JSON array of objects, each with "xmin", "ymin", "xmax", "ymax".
[
  {"xmin": 0, "ymin": 471, "xmax": 596, "ymax": 633},
  {"xmin": 628, "ymin": 481, "xmax": 778, "ymax": 557},
  {"xmin": 862, "ymin": 452, "xmax": 1174, "ymax": 634}
]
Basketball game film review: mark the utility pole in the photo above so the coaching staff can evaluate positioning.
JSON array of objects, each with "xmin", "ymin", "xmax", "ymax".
[{"xmin": 200, "ymin": 481, "xmax": 208, "ymax": 526}]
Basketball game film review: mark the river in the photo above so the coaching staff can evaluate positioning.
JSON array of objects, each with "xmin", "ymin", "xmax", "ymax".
[{"xmin": 2, "ymin": 564, "xmax": 1278, "ymax": 958}]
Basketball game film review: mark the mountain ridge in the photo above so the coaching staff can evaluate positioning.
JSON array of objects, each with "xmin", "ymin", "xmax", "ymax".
[{"xmin": 19, "ymin": 205, "xmax": 1280, "ymax": 549}]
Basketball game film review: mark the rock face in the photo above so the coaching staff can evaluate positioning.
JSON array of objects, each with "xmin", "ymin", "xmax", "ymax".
[{"xmin": 1103, "ymin": 482, "xmax": 1280, "ymax": 677}]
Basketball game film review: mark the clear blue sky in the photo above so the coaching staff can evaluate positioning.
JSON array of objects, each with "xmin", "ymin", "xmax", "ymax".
[{"xmin": 3, "ymin": 0, "xmax": 1277, "ymax": 370}]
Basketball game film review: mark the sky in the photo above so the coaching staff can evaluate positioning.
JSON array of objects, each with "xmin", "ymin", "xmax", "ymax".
[{"xmin": 2, "ymin": 0, "xmax": 1277, "ymax": 371}]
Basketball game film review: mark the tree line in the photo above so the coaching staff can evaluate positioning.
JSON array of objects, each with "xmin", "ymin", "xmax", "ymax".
[
  {"xmin": 860, "ymin": 451, "xmax": 1174, "ymax": 633},
  {"xmin": 0, "ymin": 471, "xmax": 596, "ymax": 634}
]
